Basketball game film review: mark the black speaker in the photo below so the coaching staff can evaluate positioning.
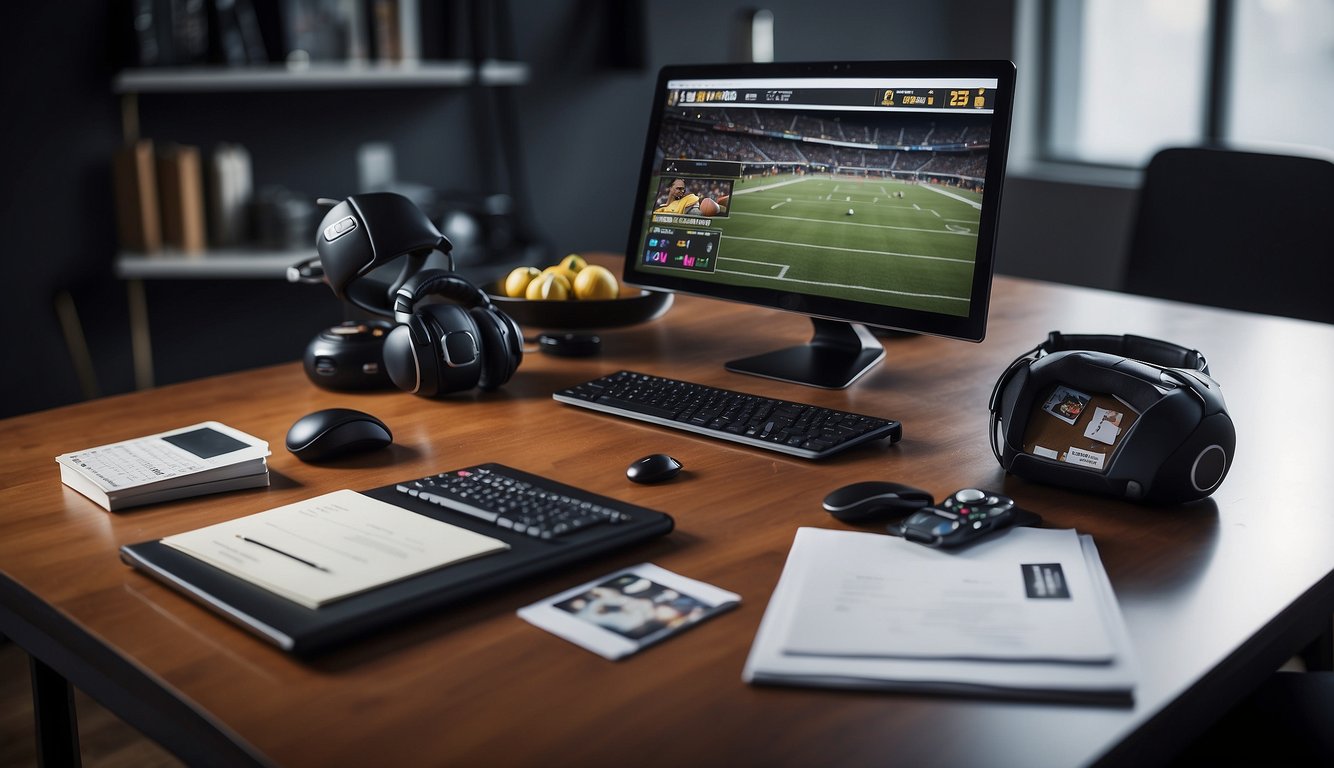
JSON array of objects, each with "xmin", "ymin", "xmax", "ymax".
[
  {"xmin": 302, "ymin": 320, "xmax": 395, "ymax": 391},
  {"xmin": 381, "ymin": 268, "xmax": 523, "ymax": 397},
  {"xmin": 989, "ymin": 332, "xmax": 1235, "ymax": 504}
]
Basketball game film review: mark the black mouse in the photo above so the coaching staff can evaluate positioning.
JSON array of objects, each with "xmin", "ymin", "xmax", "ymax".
[
  {"xmin": 627, "ymin": 453, "xmax": 682, "ymax": 484},
  {"xmin": 822, "ymin": 481, "xmax": 934, "ymax": 523},
  {"xmin": 286, "ymin": 408, "xmax": 393, "ymax": 463}
]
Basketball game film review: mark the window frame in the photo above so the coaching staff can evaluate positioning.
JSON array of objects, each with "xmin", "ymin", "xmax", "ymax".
[{"xmin": 1018, "ymin": 0, "xmax": 1235, "ymax": 177}]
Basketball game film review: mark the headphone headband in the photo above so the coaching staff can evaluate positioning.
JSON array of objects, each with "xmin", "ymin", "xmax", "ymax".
[
  {"xmin": 392, "ymin": 268, "xmax": 492, "ymax": 323},
  {"xmin": 314, "ymin": 192, "xmax": 455, "ymax": 317},
  {"xmin": 1037, "ymin": 332, "xmax": 1208, "ymax": 374}
]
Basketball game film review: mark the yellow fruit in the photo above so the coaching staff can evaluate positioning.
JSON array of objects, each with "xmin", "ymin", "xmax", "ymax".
[
  {"xmin": 525, "ymin": 271, "xmax": 571, "ymax": 300},
  {"xmin": 559, "ymin": 253, "xmax": 587, "ymax": 273},
  {"xmin": 542, "ymin": 265, "xmax": 579, "ymax": 287},
  {"xmin": 503, "ymin": 266, "xmax": 541, "ymax": 298},
  {"xmin": 573, "ymin": 264, "xmax": 619, "ymax": 300}
]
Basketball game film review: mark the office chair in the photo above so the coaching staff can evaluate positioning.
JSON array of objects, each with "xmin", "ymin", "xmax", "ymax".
[{"xmin": 1123, "ymin": 146, "xmax": 1334, "ymax": 324}]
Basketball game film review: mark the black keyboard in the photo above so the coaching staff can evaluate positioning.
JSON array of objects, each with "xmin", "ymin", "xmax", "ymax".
[
  {"xmin": 396, "ymin": 463, "xmax": 638, "ymax": 540},
  {"xmin": 554, "ymin": 370, "xmax": 902, "ymax": 459}
]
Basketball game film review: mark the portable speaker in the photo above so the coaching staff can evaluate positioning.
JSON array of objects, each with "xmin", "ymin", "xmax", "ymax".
[
  {"xmin": 381, "ymin": 268, "xmax": 523, "ymax": 396},
  {"xmin": 989, "ymin": 332, "xmax": 1235, "ymax": 504},
  {"xmin": 302, "ymin": 320, "xmax": 395, "ymax": 391}
]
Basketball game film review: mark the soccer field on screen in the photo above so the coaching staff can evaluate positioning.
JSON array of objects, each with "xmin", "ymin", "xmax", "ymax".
[{"xmin": 647, "ymin": 173, "xmax": 984, "ymax": 317}]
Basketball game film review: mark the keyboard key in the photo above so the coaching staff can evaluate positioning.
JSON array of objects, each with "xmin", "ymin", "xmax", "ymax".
[{"xmin": 395, "ymin": 465, "xmax": 633, "ymax": 540}]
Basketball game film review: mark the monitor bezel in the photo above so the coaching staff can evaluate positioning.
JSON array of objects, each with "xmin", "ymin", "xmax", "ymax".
[{"xmin": 621, "ymin": 59, "xmax": 1016, "ymax": 344}]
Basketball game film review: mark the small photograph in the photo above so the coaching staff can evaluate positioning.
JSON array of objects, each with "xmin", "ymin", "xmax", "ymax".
[
  {"xmin": 554, "ymin": 574, "xmax": 711, "ymax": 641},
  {"xmin": 1042, "ymin": 385, "xmax": 1092, "ymax": 425},
  {"xmin": 1083, "ymin": 406, "xmax": 1124, "ymax": 446},
  {"xmin": 518, "ymin": 563, "xmax": 740, "ymax": 659},
  {"xmin": 652, "ymin": 177, "xmax": 733, "ymax": 217}
]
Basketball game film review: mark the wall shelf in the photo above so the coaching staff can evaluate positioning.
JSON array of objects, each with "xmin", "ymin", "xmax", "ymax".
[
  {"xmin": 113, "ymin": 60, "xmax": 528, "ymax": 93},
  {"xmin": 115, "ymin": 250, "xmax": 307, "ymax": 280},
  {"xmin": 110, "ymin": 51, "xmax": 529, "ymax": 390}
]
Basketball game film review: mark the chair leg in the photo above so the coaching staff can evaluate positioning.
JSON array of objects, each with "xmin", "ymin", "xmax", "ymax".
[
  {"xmin": 127, "ymin": 278, "xmax": 155, "ymax": 390},
  {"xmin": 52, "ymin": 290, "xmax": 100, "ymax": 401}
]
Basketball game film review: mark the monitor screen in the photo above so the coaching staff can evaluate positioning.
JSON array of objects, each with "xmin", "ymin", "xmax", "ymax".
[{"xmin": 623, "ymin": 61, "xmax": 1016, "ymax": 388}]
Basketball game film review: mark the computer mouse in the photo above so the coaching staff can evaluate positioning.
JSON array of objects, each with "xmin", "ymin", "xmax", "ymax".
[
  {"xmin": 822, "ymin": 481, "xmax": 934, "ymax": 523},
  {"xmin": 286, "ymin": 408, "xmax": 393, "ymax": 463},
  {"xmin": 627, "ymin": 453, "xmax": 683, "ymax": 484}
]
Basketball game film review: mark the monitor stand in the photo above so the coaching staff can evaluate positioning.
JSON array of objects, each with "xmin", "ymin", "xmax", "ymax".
[{"xmin": 725, "ymin": 318, "xmax": 886, "ymax": 389}]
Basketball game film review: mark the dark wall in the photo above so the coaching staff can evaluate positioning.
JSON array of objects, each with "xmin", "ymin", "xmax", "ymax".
[
  {"xmin": 510, "ymin": 0, "xmax": 1017, "ymax": 253},
  {"xmin": 1, "ymin": 0, "xmax": 1028, "ymax": 419},
  {"xmin": 2, "ymin": 3, "xmax": 127, "ymax": 415}
]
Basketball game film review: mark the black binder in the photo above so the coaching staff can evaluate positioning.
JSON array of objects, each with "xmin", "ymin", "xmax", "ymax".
[{"xmin": 120, "ymin": 467, "xmax": 675, "ymax": 654}]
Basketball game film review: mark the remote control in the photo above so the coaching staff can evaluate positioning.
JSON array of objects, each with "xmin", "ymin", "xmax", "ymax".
[{"xmin": 896, "ymin": 488, "xmax": 1017, "ymax": 548}]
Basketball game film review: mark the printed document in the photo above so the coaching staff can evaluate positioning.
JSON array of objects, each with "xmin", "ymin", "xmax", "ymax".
[
  {"xmin": 163, "ymin": 490, "xmax": 509, "ymax": 609},
  {"xmin": 782, "ymin": 527, "xmax": 1115, "ymax": 662},
  {"xmin": 743, "ymin": 527, "xmax": 1136, "ymax": 704}
]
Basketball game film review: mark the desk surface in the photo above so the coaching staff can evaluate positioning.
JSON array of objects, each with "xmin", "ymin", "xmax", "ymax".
[{"xmin": 4, "ymin": 271, "xmax": 1334, "ymax": 767}]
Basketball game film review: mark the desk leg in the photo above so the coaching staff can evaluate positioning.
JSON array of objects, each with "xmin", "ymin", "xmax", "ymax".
[
  {"xmin": 29, "ymin": 655, "xmax": 82, "ymax": 767},
  {"xmin": 126, "ymin": 278, "xmax": 154, "ymax": 390}
]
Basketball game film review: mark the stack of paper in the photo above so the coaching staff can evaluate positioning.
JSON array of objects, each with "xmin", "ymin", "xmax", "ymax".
[
  {"xmin": 742, "ymin": 527, "xmax": 1136, "ymax": 704},
  {"xmin": 56, "ymin": 422, "xmax": 270, "ymax": 511}
]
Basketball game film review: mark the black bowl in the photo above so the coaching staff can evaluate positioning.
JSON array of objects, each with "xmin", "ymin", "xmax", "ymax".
[{"xmin": 486, "ymin": 284, "xmax": 674, "ymax": 330}]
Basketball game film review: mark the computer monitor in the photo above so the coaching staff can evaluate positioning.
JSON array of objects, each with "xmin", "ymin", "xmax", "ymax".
[{"xmin": 622, "ymin": 60, "xmax": 1016, "ymax": 388}]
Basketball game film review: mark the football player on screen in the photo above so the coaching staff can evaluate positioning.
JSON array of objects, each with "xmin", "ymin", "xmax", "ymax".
[{"xmin": 654, "ymin": 178, "xmax": 729, "ymax": 216}]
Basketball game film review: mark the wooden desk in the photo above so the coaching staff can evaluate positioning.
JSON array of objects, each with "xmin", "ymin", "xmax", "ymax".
[{"xmin": 3, "ymin": 275, "xmax": 1334, "ymax": 767}]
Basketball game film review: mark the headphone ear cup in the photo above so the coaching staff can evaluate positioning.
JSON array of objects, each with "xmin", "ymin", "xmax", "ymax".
[
  {"xmin": 386, "ymin": 266, "xmax": 514, "ymax": 395},
  {"xmin": 414, "ymin": 303, "xmax": 482, "ymax": 396},
  {"xmin": 382, "ymin": 318, "xmax": 440, "ymax": 396},
  {"xmin": 469, "ymin": 307, "xmax": 523, "ymax": 389}
]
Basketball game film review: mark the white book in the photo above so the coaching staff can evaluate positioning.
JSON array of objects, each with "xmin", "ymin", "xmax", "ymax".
[
  {"xmin": 162, "ymin": 489, "xmax": 510, "ymax": 609},
  {"xmin": 56, "ymin": 422, "xmax": 270, "ymax": 511}
]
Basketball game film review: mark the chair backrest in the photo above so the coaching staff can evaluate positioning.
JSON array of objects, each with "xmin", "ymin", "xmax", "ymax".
[{"xmin": 1123, "ymin": 146, "xmax": 1334, "ymax": 324}]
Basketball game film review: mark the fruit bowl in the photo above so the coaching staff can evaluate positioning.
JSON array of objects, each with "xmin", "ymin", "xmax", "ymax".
[{"xmin": 486, "ymin": 284, "xmax": 674, "ymax": 330}]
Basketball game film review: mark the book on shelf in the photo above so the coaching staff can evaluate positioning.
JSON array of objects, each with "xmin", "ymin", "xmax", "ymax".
[
  {"xmin": 112, "ymin": 139, "xmax": 162, "ymax": 253},
  {"xmin": 56, "ymin": 422, "xmax": 270, "ymax": 512},
  {"xmin": 156, "ymin": 143, "xmax": 207, "ymax": 254},
  {"xmin": 206, "ymin": 143, "xmax": 253, "ymax": 247}
]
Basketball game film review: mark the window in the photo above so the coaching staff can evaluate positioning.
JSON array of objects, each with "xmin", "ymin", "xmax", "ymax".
[
  {"xmin": 1226, "ymin": 0, "xmax": 1334, "ymax": 151},
  {"xmin": 1039, "ymin": 0, "xmax": 1334, "ymax": 167}
]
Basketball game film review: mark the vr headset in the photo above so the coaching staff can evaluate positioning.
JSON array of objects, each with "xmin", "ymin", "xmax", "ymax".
[{"xmin": 989, "ymin": 332, "xmax": 1235, "ymax": 504}]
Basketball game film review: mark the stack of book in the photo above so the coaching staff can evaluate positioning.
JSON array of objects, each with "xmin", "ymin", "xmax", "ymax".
[
  {"xmin": 115, "ymin": 140, "xmax": 238, "ymax": 256},
  {"xmin": 56, "ymin": 422, "xmax": 270, "ymax": 512}
]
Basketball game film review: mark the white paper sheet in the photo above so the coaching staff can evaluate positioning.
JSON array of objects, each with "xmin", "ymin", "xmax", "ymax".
[
  {"xmin": 780, "ymin": 527, "xmax": 1115, "ymax": 662},
  {"xmin": 163, "ymin": 489, "xmax": 508, "ymax": 609}
]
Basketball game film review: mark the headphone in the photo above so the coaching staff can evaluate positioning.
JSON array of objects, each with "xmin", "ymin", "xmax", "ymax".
[
  {"xmin": 381, "ymin": 268, "xmax": 522, "ymax": 396},
  {"xmin": 294, "ymin": 192, "xmax": 523, "ymax": 397},
  {"xmin": 989, "ymin": 332, "xmax": 1234, "ymax": 504}
]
